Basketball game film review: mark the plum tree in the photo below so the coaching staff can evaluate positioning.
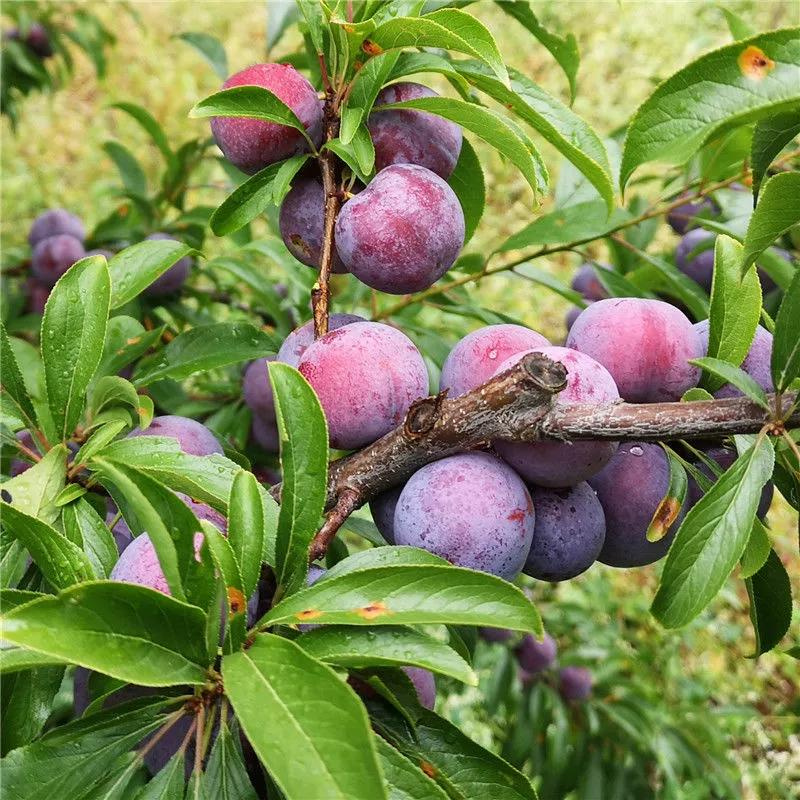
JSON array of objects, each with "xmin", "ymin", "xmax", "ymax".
[
  {"xmin": 402, "ymin": 667, "xmax": 436, "ymax": 709},
  {"xmin": 588, "ymin": 443, "xmax": 684, "ymax": 567},
  {"xmin": 687, "ymin": 444, "xmax": 773, "ymax": 519},
  {"xmin": 279, "ymin": 178, "xmax": 348, "ymax": 272},
  {"xmin": 144, "ymin": 233, "xmax": 192, "ymax": 295},
  {"xmin": 666, "ymin": 192, "xmax": 718, "ymax": 234},
  {"xmin": 109, "ymin": 493, "xmax": 227, "ymax": 594},
  {"xmin": 277, "ymin": 313, "xmax": 364, "ymax": 367},
  {"xmin": 523, "ymin": 483, "xmax": 606, "ymax": 581},
  {"xmin": 297, "ymin": 321, "xmax": 428, "ymax": 449},
  {"xmin": 28, "ymin": 209, "xmax": 85, "ymax": 246},
  {"xmin": 493, "ymin": 346, "xmax": 620, "ymax": 487},
  {"xmin": 243, "ymin": 356, "xmax": 277, "ymax": 422},
  {"xmin": 558, "ymin": 666, "xmax": 592, "ymax": 701},
  {"xmin": 210, "ymin": 64, "xmax": 323, "ymax": 174},
  {"xmin": 515, "ymin": 633, "xmax": 557, "ymax": 674},
  {"xmin": 392, "ymin": 452, "xmax": 534, "ymax": 580},
  {"xmin": 127, "ymin": 415, "xmax": 224, "ymax": 457},
  {"xmin": 335, "ymin": 164, "xmax": 465, "ymax": 294},
  {"xmin": 439, "ymin": 324, "xmax": 549, "ymax": 397},
  {"xmin": 571, "ymin": 262, "xmax": 611, "ymax": 301},
  {"xmin": 694, "ymin": 319, "xmax": 773, "ymax": 398},
  {"xmin": 367, "ymin": 82, "xmax": 462, "ymax": 179},
  {"xmin": 31, "ymin": 233, "xmax": 86, "ymax": 286},
  {"xmin": 567, "ymin": 298, "xmax": 702, "ymax": 402},
  {"xmin": 674, "ymin": 228, "xmax": 715, "ymax": 290},
  {"xmin": 369, "ymin": 486, "xmax": 402, "ymax": 544}
]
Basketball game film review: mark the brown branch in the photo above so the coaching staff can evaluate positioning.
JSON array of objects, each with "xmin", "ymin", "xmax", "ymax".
[
  {"xmin": 302, "ymin": 353, "xmax": 799, "ymax": 560},
  {"xmin": 311, "ymin": 92, "xmax": 342, "ymax": 339}
]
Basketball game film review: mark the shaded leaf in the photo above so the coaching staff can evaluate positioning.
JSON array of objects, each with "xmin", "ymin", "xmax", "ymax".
[
  {"xmin": 746, "ymin": 548, "xmax": 792, "ymax": 656},
  {"xmin": 750, "ymin": 109, "xmax": 800, "ymax": 199}
]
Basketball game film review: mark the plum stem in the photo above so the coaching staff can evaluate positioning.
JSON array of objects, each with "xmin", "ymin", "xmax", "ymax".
[
  {"xmin": 374, "ymin": 147, "xmax": 800, "ymax": 321},
  {"xmin": 295, "ymin": 353, "xmax": 800, "ymax": 561}
]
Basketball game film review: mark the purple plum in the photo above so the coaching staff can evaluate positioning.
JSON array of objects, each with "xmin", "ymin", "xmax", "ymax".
[
  {"xmin": 127, "ymin": 415, "xmax": 223, "ymax": 457},
  {"xmin": 667, "ymin": 192, "xmax": 719, "ymax": 234},
  {"xmin": 251, "ymin": 413, "xmax": 279, "ymax": 453},
  {"xmin": 369, "ymin": 486, "xmax": 403, "ymax": 544},
  {"xmin": 515, "ymin": 633, "xmax": 557, "ymax": 673},
  {"xmin": 393, "ymin": 452, "xmax": 535, "ymax": 581},
  {"xmin": 403, "ymin": 666, "xmax": 436, "ymax": 710},
  {"xmin": 571, "ymin": 262, "xmax": 611, "ymax": 301},
  {"xmin": 675, "ymin": 228, "xmax": 715, "ymax": 291},
  {"xmin": 31, "ymin": 234, "xmax": 85, "ymax": 286},
  {"xmin": 28, "ymin": 209, "xmax": 85, "ymax": 246},
  {"xmin": 143, "ymin": 233, "xmax": 192, "ymax": 295},
  {"xmin": 439, "ymin": 324, "xmax": 549, "ymax": 397},
  {"xmin": 523, "ymin": 482, "xmax": 606, "ymax": 581},
  {"xmin": 558, "ymin": 666, "xmax": 592, "ymax": 701},
  {"xmin": 567, "ymin": 298, "xmax": 703, "ymax": 402},
  {"xmin": 277, "ymin": 314, "xmax": 365, "ymax": 367},
  {"xmin": 242, "ymin": 357, "xmax": 277, "ymax": 422},
  {"xmin": 298, "ymin": 321, "xmax": 428, "ymax": 450},
  {"xmin": 335, "ymin": 164, "xmax": 465, "ymax": 294}
]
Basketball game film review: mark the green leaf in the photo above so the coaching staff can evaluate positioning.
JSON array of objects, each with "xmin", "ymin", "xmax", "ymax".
[
  {"xmin": 90, "ymin": 375, "xmax": 141, "ymax": 421},
  {"xmin": 295, "ymin": 0, "xmax": 326, "ymax": 56},
  {"xmin": 325, "ymin": 131, "xmax": 375, "ymax": 184},
  {"xmin": 0, "ymin": 699, "xmax": 172, "ymax": 800},
  {"xmin": 108, "ymin": 240, "xmax": 197, "ymax": 309},
  {"xmin": 512, "ymin": 263, "xmax": 587, "ymax": 306},
  {"xmin": 455, "ymin": 61, "xmax": 612, "ymax": 211},
  {"xmin": 203, "ymin": 721, "xmax": 258, "ymax": 800},
  {"xmin": 341, "ymin": 51, "xmax": 401, "ymax": 144},
  {"xmin": 189, "ymin": 87, "xmax": 315, "ymax": 149},
  {"xmin": 209, "ymin": 162, "xmax": 284, "ymax": 236},
  {"xmin": 741, "ymin": 172, "xmax": 800, "ymax": 269},
  {"xmin": 706, "ymin": 235, "xmax": 762, "ymax": 394},
  {"xmin": 134, "ymin": 322, "xmax": 277, "ymax": 385},
  {"xmin": 0, "ymin": 582, "xmax": 210, "ymax": 686},
  {"xmin": 621, "ymin": 29, "xmax": 800, "ymax": 189},
  {"xmin": 270, "ymin": 362, "xmax": 328, "ymax": 595},
  {"xmin": 1, "ymin": 664, "xmax": 65, "ymax": 756},
  {"xmin": 103, "ymin": 141, "xmax": 148, "ymax": 197},
  {"xmin": 73, "ymin": 419, "xmax": 130, "ymax": 466},
  {"xmin": 746, "ymin": 548, "xmax": 792, "ymax": 656},
  {"xmin": 261, "ymin": 563, "xmax": 542, "ymax": 633},
  {"xmin": 770, "ymin": 267, "xmax": 800, "ymax": 391},
  {"xmin": 91, "ymin": 438, "xmax": 279, "ymax": 567},
  {"xmin": 92, "ymin": 458, "xmax": 212, "ymax": 603},
  {"xmin": 0, "ymin": 647, "xmax": 66, "ymax": 675},
  {"xmin": 272, "ymin": 153, "xmax": 312, "ymax": 205},
  {"xmin": 1, "ymin": 444, "xmax": 66, "ymax": 524},
  {"xmin": 111, "ymin": 102, "xmax": 174, "ymax": 165},
  {"xmin": 379, "ymin": 96, "xmax": 546, "ymax": 200},
  {"xmin": 202, "ymin": 522, "xmax": 246, "ymax": 652},
  {"xmin": 1, "ymin": 323, "xmax": 38, "ymax": 429},
  {"xmin": 176, "ymin": 32, "xmax": 228, "ymax": 79},
  {"xmin": 62, "ymin": 498, "xmax": 118, "ymax": 579},
  {"xmin": 500, "ymin": 200, "xmax": 628, "ymax": 250},
  {"xmin": 0, "ymin": 501, "xmax": 94, "ymax": 587},
  {"xmin": 132, "ymin": 750, "xmax": 185, "ymax": 799},
  {"xmin": 228, "ymin": 470, "xmax": 265, "ymax": 599},
  {"xmin": 750, "ymin": 110, "xmax": 800, "ymax": 199},
  {"xmin": 652, "ymin": 437, "xmax": 775, "ymax": 628},
  {"xmin": 447, "ymin": 137, "xmax": 484, "ymax": 244},
  {"xmin": 740, "ymin": 517, "xmax": 771, "ymax": 579},
  {"xmin": 96, "ymin": 317, "xmax": 165, "ymax": 379},
  {"xmin": 324, "ymin": 546, "xmax": 449, "ymax": 578},
  {"xmin": 376, "ymin": 738, "xmax": 449, "ymax": 800},
  {"xmin": 400, "ymin": 711, "xmax": 537, "ymax": 800},
  {"xmin": 720, "ymin": 6, "xmax": 756, "ymax": 40},
  {"xmin": 41, "ymin": 255, "xmax": 111, "ymax": 439},
  {"xmin": 223, "ymin": 634, "xmax": 386, "ymax": 800},
  {"xmin": 366, "ymin": 9, "xmax": 508, "ymax": 85},
  {"xmin": 298, "ymin": 625, "xmax": 476, "ymax": 684},
  {"xmin": 646, "ymin": 448, "xmax": 687, "ymax": 543},
  {"xmin": 496, "ymin": 0, "xmax": 579, "ymax": 102},
  {"xmin": 690, "ymin": 357, "xmax": 770, "ymax": 408}
]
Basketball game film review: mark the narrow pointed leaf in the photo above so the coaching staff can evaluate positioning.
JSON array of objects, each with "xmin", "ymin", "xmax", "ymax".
[
  {"xmin": 746, "ymin": 548, "xmax": 792, "ymax": 656},
  {"xmin": 771, "ymin": 267, "xmax": 800, "ymax": 391},
  {"xmin": 751, "ymin": 110, "xmax": 800, "ymax": 199},
  {"xmin": 741, "ymin": 172, "xmax": 800, "ymax": 269},
  {"xmin": 228, "ymin": 470, "xmax": 265, "ymax": 598}
]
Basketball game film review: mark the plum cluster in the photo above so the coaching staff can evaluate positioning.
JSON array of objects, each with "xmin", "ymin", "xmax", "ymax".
[{"xmin": 211, "ymin": 65, "xmax": 465, "ymax": 295}]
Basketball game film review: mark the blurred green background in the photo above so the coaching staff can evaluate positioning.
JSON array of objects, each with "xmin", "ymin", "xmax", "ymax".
[{"xmin": 2, "ymin": 1, "xmax": 798, "ymax": 797}]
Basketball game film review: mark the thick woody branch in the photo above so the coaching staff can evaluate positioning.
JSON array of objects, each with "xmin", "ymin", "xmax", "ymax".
[{"xmin": 306, "ymin": 353, "xmax": 799, "ymax": 560}]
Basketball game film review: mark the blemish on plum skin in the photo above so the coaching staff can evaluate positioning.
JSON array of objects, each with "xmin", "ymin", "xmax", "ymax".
[
  {"xmin": 507, "ymin": 508, "xmax": 526, "ymax": 523},
  {"xmin": 420, "ymin": 761, "xmax": 438, "ymax": 779},
  {"xmin": 356, "ymin": 601, "xmax": 390, "ymax": 619},
  {"xmin": 737, "ymin": 46, "xmax": 775, "ymax": 80},
  {"xmin": 297, "ymin": 609, "xmax": 323, "ymax": 621}
]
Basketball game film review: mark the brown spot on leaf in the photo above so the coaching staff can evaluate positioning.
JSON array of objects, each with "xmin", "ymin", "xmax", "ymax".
[
  {"xmin": 126, "ymin": 336, "xmax": 141, "ymax": 346},
  {"xmin": 227, "ymin": 587, "xmax": 245, "ymax": 614},
  {"xmin": 356, "ymin": 601, "xmax": 389, "ymax": 619},
  {"xmin": 297, "ymin": 609, "xmax": 323, "ymax": 621},
  {"xmin": 648, "ymin": 497, "xmax": 681, "ymax": 542},
  {"xmin": 738, "ymin": 46, "xmax": 775, "ymax": 81},
  {"xmin": 420, "ymin": 761, "xmax": 437, "ymax": 779},
  {"xmin": 362, "ymin": 39, "xmax": 383, "ymax": 56}
]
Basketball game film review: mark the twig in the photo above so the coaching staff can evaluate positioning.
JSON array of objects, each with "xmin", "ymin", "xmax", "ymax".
[
  {"xmin": 374, "ymin": 148, "xmax": 800, "ymax": 321},
  {"xmin": 309, "ymin": 487, "xmax": 361, "ymax": 562}
]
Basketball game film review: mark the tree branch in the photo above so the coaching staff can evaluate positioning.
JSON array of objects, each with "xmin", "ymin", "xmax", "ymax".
[
  {"xmin": 311, "ymin": 93, "xmax": 342, "ymax": 339},
  {"xmin": 306, "ymin": 353, "xmax": 799, "ymax": 560}
]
